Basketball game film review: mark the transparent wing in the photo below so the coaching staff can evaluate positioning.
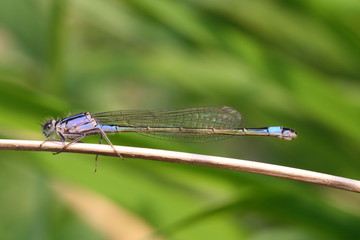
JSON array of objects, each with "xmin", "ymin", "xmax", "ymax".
[{"xmin": 93, "ymin": 106, "xmax": 242, "ymax": 142}]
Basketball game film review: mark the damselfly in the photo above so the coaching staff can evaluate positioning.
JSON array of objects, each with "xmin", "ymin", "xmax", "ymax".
[
  {"xmin": 41, "ymin": 106, "xmax": 297, "ymax": 171},
  {"xmin": 42, "ymin": 106, "xmax": 297, "ymax": 152}
]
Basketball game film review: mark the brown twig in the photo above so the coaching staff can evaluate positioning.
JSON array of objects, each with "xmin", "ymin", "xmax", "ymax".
[{"xmin": 1, "ymin": 139, "xmax": 359, "ymax": 193}]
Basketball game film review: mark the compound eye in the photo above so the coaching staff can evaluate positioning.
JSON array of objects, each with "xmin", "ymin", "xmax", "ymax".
[
  {"xmin": 42, "ymin": 120, "xmax": 55, "ymax": 137},
  {"xmin": 44, "ymin": 121, "xmax": 52, "ymax": 129}
]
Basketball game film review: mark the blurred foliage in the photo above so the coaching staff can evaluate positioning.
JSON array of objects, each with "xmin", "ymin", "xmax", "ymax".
[{"xmin": 0, "ymin": 0, "xmax": 359, "ymax": 239}]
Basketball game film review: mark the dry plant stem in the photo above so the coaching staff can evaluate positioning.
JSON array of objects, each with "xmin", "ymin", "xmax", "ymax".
[{"xmin": 1, "ymin": 139, "xmax": 360, "ymax": 193}]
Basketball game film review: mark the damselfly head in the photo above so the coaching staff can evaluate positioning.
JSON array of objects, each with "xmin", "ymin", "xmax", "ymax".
[{"xmin": 42, "ymin": 119, "xmax": 56, "ymax": 138}]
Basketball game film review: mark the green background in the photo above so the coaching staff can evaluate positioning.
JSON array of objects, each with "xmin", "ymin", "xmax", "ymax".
[{"xmin": 0, "ymin": 0, "xmax": 359, "ymax": 239}]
